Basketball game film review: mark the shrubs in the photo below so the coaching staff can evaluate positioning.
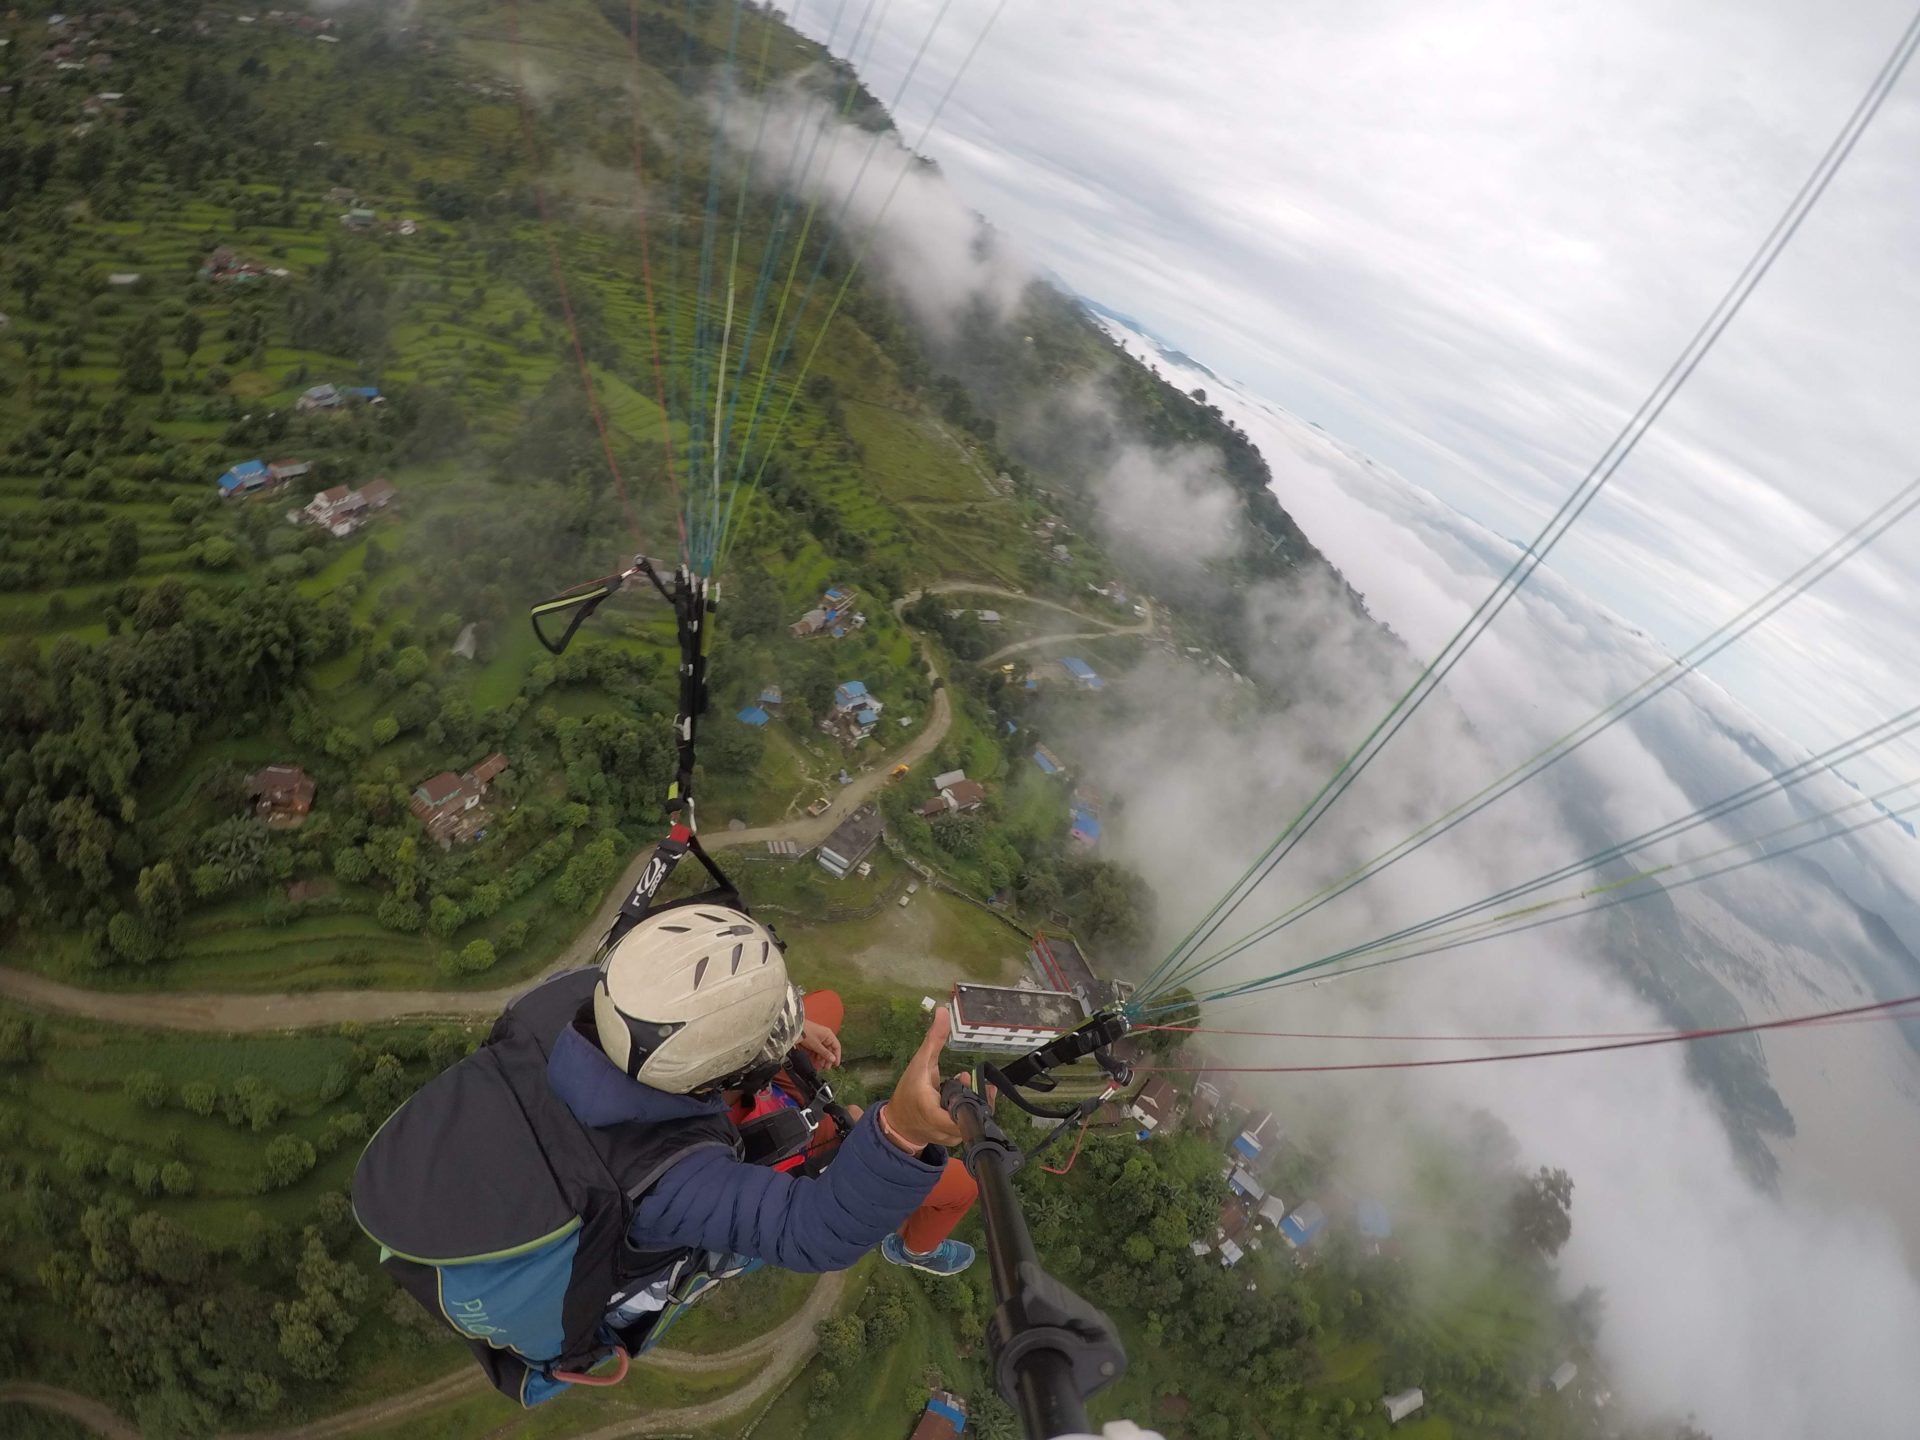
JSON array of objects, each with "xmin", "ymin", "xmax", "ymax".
[
  {"xmin": 261, "ymin": 1135, "xmax": 317, "ymax": 1190},
  {"xmin": 437, "ymin": 938, "xmax": 496, "ymax": 978}
]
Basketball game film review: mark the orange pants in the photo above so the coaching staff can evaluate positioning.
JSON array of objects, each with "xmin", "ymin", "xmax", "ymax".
[{"xmin": 799, "ymin": 990, "xmax": 978, "ymax": 1254}]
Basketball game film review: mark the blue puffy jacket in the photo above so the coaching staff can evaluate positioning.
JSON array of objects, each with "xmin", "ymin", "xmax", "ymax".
[{"xmin": 546, "ymin": 1023, "xmax": 944, "ymax": 1271}]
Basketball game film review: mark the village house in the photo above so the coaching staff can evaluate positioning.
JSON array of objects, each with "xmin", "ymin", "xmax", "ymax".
[
  {"xmin": 1069, "ymin": 804, "xmax": 1101, "ymax": 848},
  {"xmin": 918, "ymin": 778, "xmax": 985, "ymax": 818},
  {"xmin": 1126, "ymin": 1075, "xmax": 1177, "ymax": 1133},
  {"xmin": 305, "ymin": 485, "xmax": 364, "ymax": 533},
  {"xmin": 1031, "ymin": 742, "xmax": 1067, "ymax": 776},
  {"xmin": 268, "ymin": 458, "xmax": 312, "ymax": 487},
  {"xmin": 245, "ymin": 765, "xmax": 315, "ymax": 828},
  {"xmin": 409, "ymin": 753, "xmax": 509, "ymax": 849},
  {"xmin": 296, "ymin": 382, "xmax": 384, "ymax": 413},
  {"xmin": 1279, "ymin": 1199, "xmax": 1328, "ymax": 1251},
  {"xmin": 1058, "ymin": 656, "xmax": 1105, "ymax": 690},
  {"xmin": 304, "ymin": 478, "xmax": 397, "ymax": 535},
  {"xmin": 1383, "ymin": 1389, "xmax": 1425, "ymax": 1425},
  {"xmin": 217, "ymin": 458, "xmax": 271, "ymax": 498},
  {"xmin": 815, "ymin": 803, "xmax": 884, "ymax": 879},
  {"xmin": 200, "ymin": 246, "xmax": 268, "ymax": 283},
  {"xmin": 820, "ymin": 679, "xmax": 883, "ymax": 744},
  {"xmin": 946, "ymin": 983, "xmax": 1086, "ymax": 1052},
  {"xmin": 909, "ymin": 1390, "xmax": 969, "ymax": 1440}
]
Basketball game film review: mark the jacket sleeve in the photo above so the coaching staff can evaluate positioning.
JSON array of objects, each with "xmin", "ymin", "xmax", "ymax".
[{"xmin": 632, "ymin": 1104, "xmax": 945, "ymax": 1272}]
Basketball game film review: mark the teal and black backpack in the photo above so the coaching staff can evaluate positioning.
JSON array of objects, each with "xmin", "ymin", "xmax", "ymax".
[{"xmin": 350, "ymin": 968, "xmax": 740, "ymax": 1406}]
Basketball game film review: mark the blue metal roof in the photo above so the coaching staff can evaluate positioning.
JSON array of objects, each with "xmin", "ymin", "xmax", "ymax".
[
  {"xmin": 1280, "ymin": 1201, "xmax": 1327, "ymax": 1247},
  {"xmin": 1032, "ymin": 750, "xmax": 1060, "ymax": 774},
  {"xmin": 1231, "ymin": 1134, "xmax": 1259, "ymax": 1160},
  {"xmin": 1356, "ymin": 1200, "xmax": 1392, "ymax": 1239},
  {"xmin": 1060, "ymin": 657, "xmax": 1096, "ymax": 679},
  {"xmin": 1070, "ymin": 807, "xmax": 1101, "ymax": 842},
  {"xmin": 926, "ymin": 1395, "xmax": 967, "ymax": 1432},
  {"xmin": 835, "ymin": 679, "xmax": 867, "ymax": 699},
  {"xmin": 735, "ymin": 707, "xmax": 770, "ymax": 727},
  {"xmin": 854, "ymin": 707, "xmax": 878, "ymax": 725}
]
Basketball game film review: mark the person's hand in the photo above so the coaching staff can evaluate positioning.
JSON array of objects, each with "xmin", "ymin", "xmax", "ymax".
[
  {"xmin": 796, "ymin": 1019, "xmax": 841, "ymax": 1071},
  {"xmin": 879, "ymin": 1008, "xmax": 967, "ymax": 1152}
]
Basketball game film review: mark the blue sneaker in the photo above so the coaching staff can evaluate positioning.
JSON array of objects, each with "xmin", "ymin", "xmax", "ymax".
[{"xmin": 881, "ymin": 1232, "xmax": 975, "ymax": 1276}]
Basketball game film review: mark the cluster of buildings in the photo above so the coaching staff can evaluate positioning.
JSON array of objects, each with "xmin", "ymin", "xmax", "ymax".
[
  {"xmin": 199, "ymin": 246, "xmax": 288, "ymax": 284},
  {"xmin": 216, "ymin": 457, "xmax": 312, "ymax": 499},
  {"xmin": 409, "ymin": 753, "xmax": 509, "ymax": 849},
  {"xmin": 302, "ymin": 478, "xmax": 397, "ymax": 536},
  {"xmin": 32, "ymin": 9, "xmax": 123, "ymax": 76},
  {"xmin": 296, "ymin": 382, "xmax": 383, "ymax": 413},
  {"xmin": 820, "ymin": 679, "xmax": 883, "ymax": 745},
  {"xmin": 244, "ymin": 765, "xmax": 315, "ymax": 829},
  {"xmin": 340, "ymin": 205, "xmax": 418, "ymax": 237},
  {"xmin": 789, "ymin": 583, "xmax": 865, "ymax": 639}
]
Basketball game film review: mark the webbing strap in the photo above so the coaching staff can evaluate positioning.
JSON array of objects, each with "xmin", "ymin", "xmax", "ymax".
[{"xmin": 530, "ymin": 557, "xmax": 745, "ymax": 942}]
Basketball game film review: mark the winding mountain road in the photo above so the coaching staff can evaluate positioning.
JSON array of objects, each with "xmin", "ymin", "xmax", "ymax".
[{"xmin": 0, "ymin": 1272, "xmax": 847, "ymax": 1440}]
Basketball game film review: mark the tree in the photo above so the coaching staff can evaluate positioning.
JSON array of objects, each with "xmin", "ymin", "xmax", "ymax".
[
  {"xmin": 125, "ymin": 1070, "xmax": 169, "ymax": 1109},
  {"xmin": 1507, "ymin": 1166, "xmax": 1574, "ymax": 1258},
  {"xmin": 121, "ymin": 317, "xmax": 164, "ymax": 393},
  {"xmin": 160, "ymin": 1162, "xmax": 195, "ymax": 1197},
  {"xmin": 106, "ymin": 517, "xmax": 141, "ymax": 577},
  {"xmin": 179, "ymin": 1080, "xmax": 217, "ymax": 1116},
  {"xmin": 175, "ymin": 310, "xmax": 203, "ymax": 362},
  {"xmin": 371, "ymin": 715, "xmax": 399, "ymax": 745},
  {"xmin": 331, "ymin": 845, "xmax": 371, "ymax": 883},
  {"xmin": 427, "ymin": 894, "xmax": 464, "ymax": 939},
  {"xmin": 356, "ymin": 1053, "xmax": 409, "ymax": 1115},
  {"xmin": 262, "ymin": 1135, "xmax": 317, "ymax": 1189},
  {"xmin": 137, "ymin": 861, "xmax": 183, "ymax": 931},
  {"xmin": 458, "ymin": 939, "xmax": 495, "ymax": 973},
  {"xmin": 704, "ymin": 718, "xmax": 766, "ymax": 778}
]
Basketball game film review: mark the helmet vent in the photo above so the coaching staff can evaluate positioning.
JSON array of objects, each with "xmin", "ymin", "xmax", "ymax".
[
  {"xmin": 660, "ymin": 924, "xmax": 691, "ymax": 934},
  {"xmin": 730, "ymin": 943, "xmax": 744, "ymax": 973},
  {"xmin": 693, "ymin": 956, "xmax": 709, "ymax": 988},
  {"xmin": 760, "ymin": 942, "xmax": 771, "ymax": 965}
]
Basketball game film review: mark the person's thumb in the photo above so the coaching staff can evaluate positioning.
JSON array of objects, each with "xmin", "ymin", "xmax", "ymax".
[{"xmin": 912, "ymin": 1006, "xmax": 952, "ymax": 1072}]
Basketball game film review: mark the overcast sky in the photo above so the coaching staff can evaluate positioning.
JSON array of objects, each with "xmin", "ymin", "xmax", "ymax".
[{"xmin": 786, "ymin": 0, "xmax": 1920, "ymax": 785}]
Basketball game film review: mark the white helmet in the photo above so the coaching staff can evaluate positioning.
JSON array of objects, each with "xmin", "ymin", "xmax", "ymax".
[{"xmin": 592, "ymin": 905, "xmax": 803, "ymax": 1095}]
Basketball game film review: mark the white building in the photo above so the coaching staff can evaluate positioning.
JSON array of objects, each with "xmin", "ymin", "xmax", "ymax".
[
  {"xmin": 948, "ymin": 983, "xmax": 1085, "ymax": 1052},
  {"xmin": 1382, "ymin": 1389, "xmax": 1425, "ymax": 1424}
]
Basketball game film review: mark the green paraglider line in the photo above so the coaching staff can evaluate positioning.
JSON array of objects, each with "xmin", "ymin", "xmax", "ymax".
[{"xmin": 1138, "ymin": 3, "xmax": 1920, "ymax": 1000}]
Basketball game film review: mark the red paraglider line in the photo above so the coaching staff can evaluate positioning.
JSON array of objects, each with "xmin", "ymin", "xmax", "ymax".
[{"xmin": 507, "ymin": 0, "xmax": 646, "ymax": 549}]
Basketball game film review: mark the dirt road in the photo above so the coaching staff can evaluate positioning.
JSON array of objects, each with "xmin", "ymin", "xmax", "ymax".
[
  {"xmin": 925, "ymin": 580, "xmax": 1156, "ymax": 666},
  {"xmin": 1, "ymin": 1273, "xmax": 847, "ymax": 1440},
  {"xmin": 0, "ymin": 636, "xmax": 952, "ymax": 1034},
  {"xmin": 0, "ymin": 1383, "xmax": 142, "ymax": 1440}
]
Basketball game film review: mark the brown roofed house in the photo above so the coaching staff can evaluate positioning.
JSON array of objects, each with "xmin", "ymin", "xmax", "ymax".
[
  {"xmin": 246, "ymin": 765, "xmax": 316, "ymax": 828},
  {"xmin": 358, "ymin": 476, "xmax": 398, "ymax": 509},
  {"xmin": 943, "ymin": 778, "xmax": 986, "ymax": 812},
  {"xmin": 466, "ymin": 752, "xmax": 508, "ymax": 788}
]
